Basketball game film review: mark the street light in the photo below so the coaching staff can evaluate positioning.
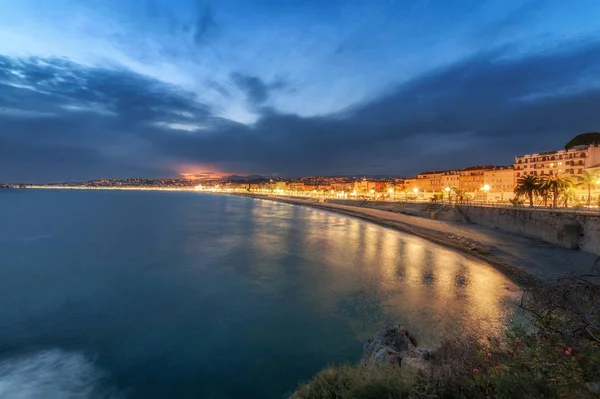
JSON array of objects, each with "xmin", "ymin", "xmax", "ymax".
[
  {"xmin": 482, "ymin": 184, "xmax": 491, "ymax": 203},
  {"xmin": 413, "ymin": 187, "xmax": 419, "ymax": 202},
  {"xmin": 388, "ymin": 188, "xmax": 395, "ymax": 202},
  {"xmin": 444, "ymin": 187, "xmax": 451, "ymax": 202}
]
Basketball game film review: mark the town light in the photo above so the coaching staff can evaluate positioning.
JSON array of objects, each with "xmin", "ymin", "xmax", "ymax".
[
  {"xmin": 482, "ymin": 184, "xmax": 491, "ymax": 192},
  {"xmin": 445, "ymin": 187, "xmax": 450, "ymax": 192},
  {"xmin": 388, "ymin": 188, "xmax": 394, "ymax": 193},
  {"xmin": 413, "ymin": 188, "xmax": 419, "ymax": 193},
  {"xmin": 370, "ymin": 189, "xmax": 375, "ymax": 194}
]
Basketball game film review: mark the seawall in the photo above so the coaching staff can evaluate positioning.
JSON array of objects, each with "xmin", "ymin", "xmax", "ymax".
[
  {"xmin": 456, "ymin": 206, "xmax": 600, "ymax": 255},
  {"xmin": 237, "ymin": 194, "xmax": 599, "ymax": 283}
]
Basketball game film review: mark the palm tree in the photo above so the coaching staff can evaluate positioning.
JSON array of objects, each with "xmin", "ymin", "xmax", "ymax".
[
  {"xmin": 577, "ymin": 170, "xmax": 599, "ymax": 208},
  {"xmin": 514, "ymin": 175, "xmax": 541, "ymax": 207},
  {"xmin": 560, "ymin": 187, "xmax": 577, "ymax": 208},
  {"xmin": 540, "ymin": 175, "xmax": 573, "ymax": 208},
  {"xmin": 452, "ymin": 188, "xmax": 466, "ymax": 203},
  {"xmin": 538, "ymin": 183, "xmax": 550, "ymax": 207}
]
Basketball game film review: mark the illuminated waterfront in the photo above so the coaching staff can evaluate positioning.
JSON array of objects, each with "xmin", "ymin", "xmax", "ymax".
[{"xmin": 0, "ymin": 189, "xmax": 518, "ymax": 398}]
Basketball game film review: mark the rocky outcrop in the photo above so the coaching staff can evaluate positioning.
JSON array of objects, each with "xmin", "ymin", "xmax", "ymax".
[{"xmin": 362, "ymin": 324, "xmax": 430, "ymax": 368}]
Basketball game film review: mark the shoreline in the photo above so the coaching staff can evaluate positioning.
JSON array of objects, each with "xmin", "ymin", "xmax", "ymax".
[
  {"xmin": 19, "ymin": 187, "xmax": 598, "ymax": 286},
  {"xmin": 233, "ymin": 193, "xmax": 599, "ymax": 287}
]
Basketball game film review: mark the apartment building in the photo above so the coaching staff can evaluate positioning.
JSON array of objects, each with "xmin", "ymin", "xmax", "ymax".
[
  {"xmin": 417, "ymin": 171, "xmax": 444, "ymax": 192},
  {"xmin": 440, "ymin": 171, "xmax": 460, "ymax": 190},
  {"xmin": 483, "ymin": 166, "xmax": 515, "ymax": 192},
  {"xmin": 459, "ymin": 166, "xmax": 494, "ymax": 192},
  {"xmin": 514, "ymin": 144, "xmax": 600, "ymax": 179}
]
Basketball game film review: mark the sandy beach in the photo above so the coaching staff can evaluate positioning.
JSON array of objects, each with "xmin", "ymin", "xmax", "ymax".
[{"xmin": 237, "ymin": 194, "xmax": 599, "ymax": 285}]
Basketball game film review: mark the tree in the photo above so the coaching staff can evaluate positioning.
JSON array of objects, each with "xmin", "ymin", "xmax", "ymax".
[
  {"xmin": 540, "ymin": 175, "xmax": 574, "ymax": 208},
  {"xmin": 560, "ymin": 187, "xmax": 577, "ymax": 208},
  {"xmin": 452, "ymin": 188, "xmax": 466, "ymax": 203},
  {"xmin": 514, "ymin": 175, "xmax": 541, "ymax": 207},
  {"xmin": 577, "ymin": 170, "xmax": 599, "ymax": 208},
  {"xmin": 565, "ymin": 132, "xmax": 600, "ymax": 150}
]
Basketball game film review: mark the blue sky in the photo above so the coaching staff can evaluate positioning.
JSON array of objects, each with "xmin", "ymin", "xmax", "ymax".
[{"xmin": 1, "ymin": 0, "xmax": 599, "ymax": 181}]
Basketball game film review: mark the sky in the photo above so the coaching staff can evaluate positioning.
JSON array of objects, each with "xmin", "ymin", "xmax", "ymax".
[{"xmin": 1, "ymin": 0, "xmax": 599, "ymax": 182}]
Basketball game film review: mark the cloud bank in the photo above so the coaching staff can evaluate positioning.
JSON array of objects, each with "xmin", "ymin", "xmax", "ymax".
[{"xmin": 0, "ymin": 0, "xmax": 599, "ymax": 182}]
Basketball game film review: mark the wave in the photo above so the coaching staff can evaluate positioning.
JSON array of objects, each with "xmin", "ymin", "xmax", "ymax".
[{"xmin": 0, "ymin": 349, "xmax": 120, "ymax": 399}]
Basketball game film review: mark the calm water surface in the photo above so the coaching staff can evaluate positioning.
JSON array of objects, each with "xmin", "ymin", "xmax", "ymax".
[{"xmin": 0, "ymin": 190, "xmax": 518, "ymax": 398}]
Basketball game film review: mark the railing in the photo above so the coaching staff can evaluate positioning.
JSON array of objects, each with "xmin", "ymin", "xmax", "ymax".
[{"xmin": 455, "ymin": 201, "xmax": 600, "ymax": 215}]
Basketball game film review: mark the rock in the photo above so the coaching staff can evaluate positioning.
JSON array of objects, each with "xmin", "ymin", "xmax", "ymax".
[
  {"xmin": 584, "ymin": 382, "xmax": 600, "ymax": 394},
  {"xmin": 363, "ymin": 324, "xmax": 417, "ymax": 367}
]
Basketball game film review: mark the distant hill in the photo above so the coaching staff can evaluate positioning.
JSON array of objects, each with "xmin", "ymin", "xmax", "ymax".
[{"xmin": 565, "ymin": 132, "xmax": 600, "ymax": 149}]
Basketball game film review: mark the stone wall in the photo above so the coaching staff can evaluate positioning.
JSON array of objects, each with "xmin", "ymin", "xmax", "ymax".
[{"xmin": 456, "ymin": 206, "xmax": 600, "ymax": 255}]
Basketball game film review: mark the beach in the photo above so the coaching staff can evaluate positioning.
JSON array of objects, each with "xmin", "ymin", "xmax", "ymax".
[{"xmin": 237, "ymin": 193, "xmax": 599, "ymax": 285}]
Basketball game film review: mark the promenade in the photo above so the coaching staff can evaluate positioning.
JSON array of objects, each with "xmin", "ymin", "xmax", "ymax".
[{"xmin": 241, "ymin": 194, "xmax": 599, "ymax": 285}]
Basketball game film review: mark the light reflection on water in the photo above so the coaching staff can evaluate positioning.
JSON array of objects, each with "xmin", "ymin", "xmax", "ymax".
[
  {"xmin": 0, "ymin": 190, "xmax": 519, "ymax": 399},
  {"xmin": 243, "ymin": 198, "xmax": 518, "ymax": 345}
]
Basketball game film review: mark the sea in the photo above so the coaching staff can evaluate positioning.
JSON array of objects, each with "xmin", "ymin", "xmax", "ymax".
[{"xmin": 0, "ymin": 189, "xmax": 518, "ymax": 398}]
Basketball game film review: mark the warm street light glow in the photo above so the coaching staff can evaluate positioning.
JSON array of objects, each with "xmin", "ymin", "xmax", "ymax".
[
  {"xmin": 482, "ymin": 184, "xmax": 491, "ymax": 191},
  {"xmin": 444, "ymin": 187, "xmax": 450, "ymax": 192},
  {"xmin": 413, "ymin": 188, "xmax": 419, "ymax": 193},
  {"xmin": 370, "ymin": 189, "xmax": 375, "ymax": 194},
  {"xmin": 388, "ymin": 188, "xmax": 394, "ymax": 193}
]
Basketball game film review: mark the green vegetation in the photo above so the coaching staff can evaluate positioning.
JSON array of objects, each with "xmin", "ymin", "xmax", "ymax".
[
  {"xmin": 514, "ymin": 174, "xmax": 585, "ymax": 208},
  {"xmin": 539, "ymin": 175, "xmax": 574, "ymax": 208},
  {"xmin": 565, "ymin": 132, "xmax": 600, "ymax": 150},
  {"xmin": 577, "ymin": 170, "xmax": 600, "ymax": 208},
  {"xmin": 514, "ymin": 175, "xmax": 541, "ymax": 207},
  {"xmin": 292, "ymin": 269, "xmax": 600, "ymax": 399},
  {"xmin": 509, "ymin": 197, "xmax": 525, "ymax": 206}
]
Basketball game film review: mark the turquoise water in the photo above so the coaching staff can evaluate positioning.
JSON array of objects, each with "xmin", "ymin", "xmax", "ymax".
[{"xmin": 0, "ymin": 190, "xmax": 517, "ymax": 398}]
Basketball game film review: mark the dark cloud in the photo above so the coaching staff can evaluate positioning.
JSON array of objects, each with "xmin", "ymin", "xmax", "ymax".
[
  {"xmin": 193, "ymin": 4, "xmax": 217, "ymax": 46},
  {"xmin": 231, "ymin": 73, "xmax": 270, "ymax": 104},
  {"xmin": 230, "ymin": 73, "xmax": 289, "ymax": 104},
  {"xmin": 1, "ymin": 40, "xmax": 600, "ymax": 182}
]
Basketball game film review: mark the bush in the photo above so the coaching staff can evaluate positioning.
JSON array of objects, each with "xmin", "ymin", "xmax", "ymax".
[
  {"xmin": 292, "ymin": 268, "xmax": 600, "ymax": 399},
  {"xmin": 509, "ymin": 197, "xmax": 525, "ymax": 206},
  {"xmin": 291, "ymin": 364, "xmax": 416, "ymax": 399}
]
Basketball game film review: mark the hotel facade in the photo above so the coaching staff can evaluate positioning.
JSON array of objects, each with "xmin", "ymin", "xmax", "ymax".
[{"xmin": 514, "ymin": 144, "xmax": 600, "ymax": 179}]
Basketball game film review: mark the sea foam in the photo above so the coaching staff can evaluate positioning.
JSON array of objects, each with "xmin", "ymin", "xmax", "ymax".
[{"xmin": 0, "ymin": 349, "xmax": 119, "ymax": 399}]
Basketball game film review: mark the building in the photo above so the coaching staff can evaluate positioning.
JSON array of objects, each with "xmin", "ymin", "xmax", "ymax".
[
  {"xmin": 514, "ymin": 144, "xmax": 600, "ymax": 179},
  {"xmin": 288, "ymin": 182, "xmax": 305, "ymax": 191},
  {"xmin": 417, "ymin": 171, "xmax": 444, "ymax": 192},
  {"xmin": 440, "ymin": 171, "xmax": 460, "ymax": 190},
  {"xmin": 459, "ymin": 166, "xmax": 495, "ymax": 193},
  {"xmin": 355, "ymin": 179, "xmax": 386, "ymax": 193},
  {"xmin": 331, "ymin": 182, "xmax": 354, "ymax": 191},
  {"xmin": 483, "ymin": 166, "xmax": 515, "ymax": 193},
  {"xmin": 274, "ymin": 181, "xmax": 286, "ymax": 190},
  {"xmin": 483, "ymin": 166, "xmax": 515, "ymax": 201},
  {"xmin": 401, "ymin": 178, "xmax": 419, "ymax": 192}
]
